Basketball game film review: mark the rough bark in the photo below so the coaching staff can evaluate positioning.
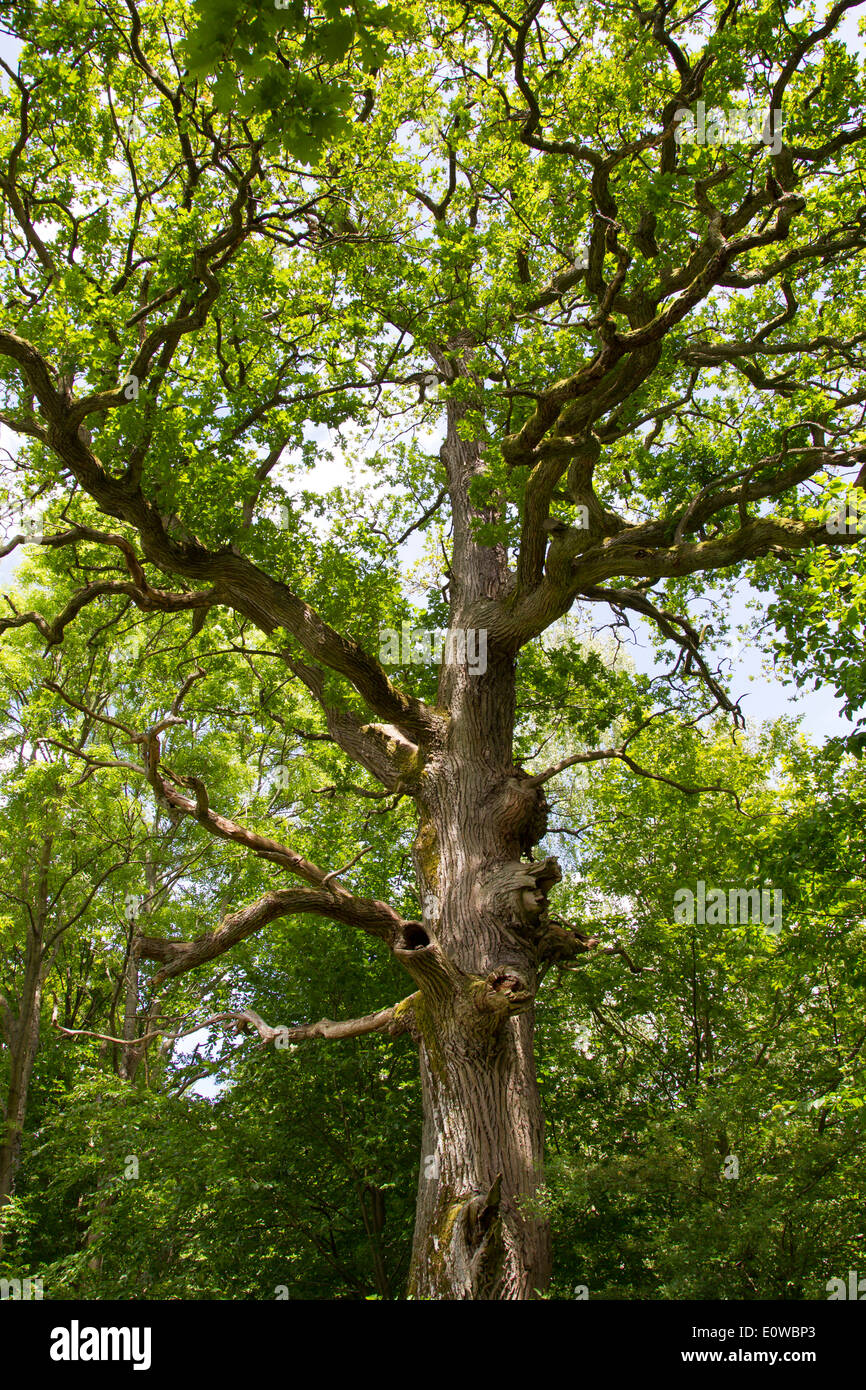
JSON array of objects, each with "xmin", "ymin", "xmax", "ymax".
[
  {"xmin": 394, "ymin": 343, "xmax": 557, "ymax": 1298},
  {"xmin": 408, "ymin": 1006, "xmax": 549, "ymax": 1300},
  {"xmin": 398, "ymin": 736, "xmax": 558, "ymax": 1298}
]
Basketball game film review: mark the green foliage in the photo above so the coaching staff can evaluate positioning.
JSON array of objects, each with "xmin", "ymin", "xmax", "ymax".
[
  {"xmin": 1, "ymin": 0, "xmax": 865, "ymax": 1302},
  {"xmin": 183, "ymin": 0, "xmax": 401, "ymax": 162},
  {"xmin": 537, "ymin": 726, "xmax": 865, "ymax": 1299}
]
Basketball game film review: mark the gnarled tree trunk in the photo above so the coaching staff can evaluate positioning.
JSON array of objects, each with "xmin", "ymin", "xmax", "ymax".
[
  {"xmin": 408, "ymin": 1006, "xmax": 549, "ymax": 1299},
  {"xmin": 398, "ymin": 348, "xmax": 562, "ymax": 1298},
  {"xmin": 397, "ymin": 735, "xmax": 561, "ymax": 1299}
]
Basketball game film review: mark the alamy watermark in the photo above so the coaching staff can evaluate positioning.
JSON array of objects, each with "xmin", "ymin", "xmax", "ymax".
[
  {"xmin": 673, "ymin": 881, "xmax": 783, "ymax": 935},
  {"xmin": 675, "ymin": 101, "xmax": 784, "ymax": 154},
  {"xmin": 827, "ymin": 1269, "xmax": 866, "ymax": 1299},
  {"xmin": 124, "ymin": 892, "xmax": 144, "ymax": 922},
  {"xmin": 5, "ymin": 502, "xmax": 44, "ymax": 540},
  {"xmin": 826, "ymin": 495, "xmax": 866, "ymax": 535},
  {"xmin": 0, "ymin": 1276, "xmax": 43, "ymax": 1300},
  {"xmin": 379, "ymin": 624, "xmax": 487, "ymax": 676},
  {"xmin": 49, "ymin": 1323, "xmax": 151, "ymax": 1371}
]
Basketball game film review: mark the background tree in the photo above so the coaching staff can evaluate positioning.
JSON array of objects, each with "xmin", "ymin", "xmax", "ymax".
[
  {"xmin": 0, "ymin": 565, "xmax": 421, "ymax": 1296},
  {"xmin": 539, "ymin": 722, "xmax": 865, "ymax": 1299},
  {"xmin": 0, "ymin": 697, "xmax": 146, "ymax": 1238}
]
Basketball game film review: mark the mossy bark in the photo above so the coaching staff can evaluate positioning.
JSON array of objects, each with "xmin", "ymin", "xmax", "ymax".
[
  {"xmin": 393, "ymin": 342, "xmax": 556, "ymax": 1298},
  {"xmin": 407, "ymin": 1005, "xmax": 550, "ymax": 1299},
  {"xmin": 397, "ymin": 651, "xmax": 554, "ymax": 1296}
]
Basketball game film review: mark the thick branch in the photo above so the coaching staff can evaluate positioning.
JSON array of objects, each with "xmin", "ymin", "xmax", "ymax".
[{"xmin": 136, "ymin": 885, "xmax": 404, "ymax": 985}]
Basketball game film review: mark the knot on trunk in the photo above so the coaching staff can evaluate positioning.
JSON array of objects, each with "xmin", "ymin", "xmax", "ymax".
[
  {"xmin": 446, "ymin": 1174, "xmax": 506, "ymax": 1299},
  {"xmin": 495, "ymin": 773, "xmax": 550, "ymax": 855},
  {"xmin": 477, "ymin": 856, "xmax": 561, "ymax": 932},
  {"xmin": 395, "ymin": 921, "xmax": 430, "ymax": 952},
  {"xmin": 394, "ymin": 926, "xmax": 534, "ymax": 1025},
  {"xmin": 471, "ymin": 970, "xmax": 533, "ymax": 1016},
  {"xmin": 393, "ymin": 930, "xmax": 458, "ymax": 1001},
  {"xmin": 536, "ymin": 915, "xmax": 600, "ymax": 964}
]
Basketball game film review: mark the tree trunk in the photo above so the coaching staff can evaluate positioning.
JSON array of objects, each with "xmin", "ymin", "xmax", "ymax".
[
  {"xmin": 0, "ymin": 838, "xmax": 51, "ymax": 1250},
  {"xmin": 408, "ymin": 1006, "xmax": 550, "ymax": 1299},
  {"xmin": 396, "ymin": 339, "xmax": 562, "ymax": 1299},
  {"xmin": 0, "ymin": 982, "xmax": 41, "ymax": 1215},
  {"xmin": 400, "ymin": 740, "xmax": 558, "ymax": 1299}
]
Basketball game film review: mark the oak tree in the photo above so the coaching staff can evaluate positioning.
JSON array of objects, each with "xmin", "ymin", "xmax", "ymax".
[{"xmin": 2, "ymin": 0, "xmax": 865, "ymax": 1297}]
